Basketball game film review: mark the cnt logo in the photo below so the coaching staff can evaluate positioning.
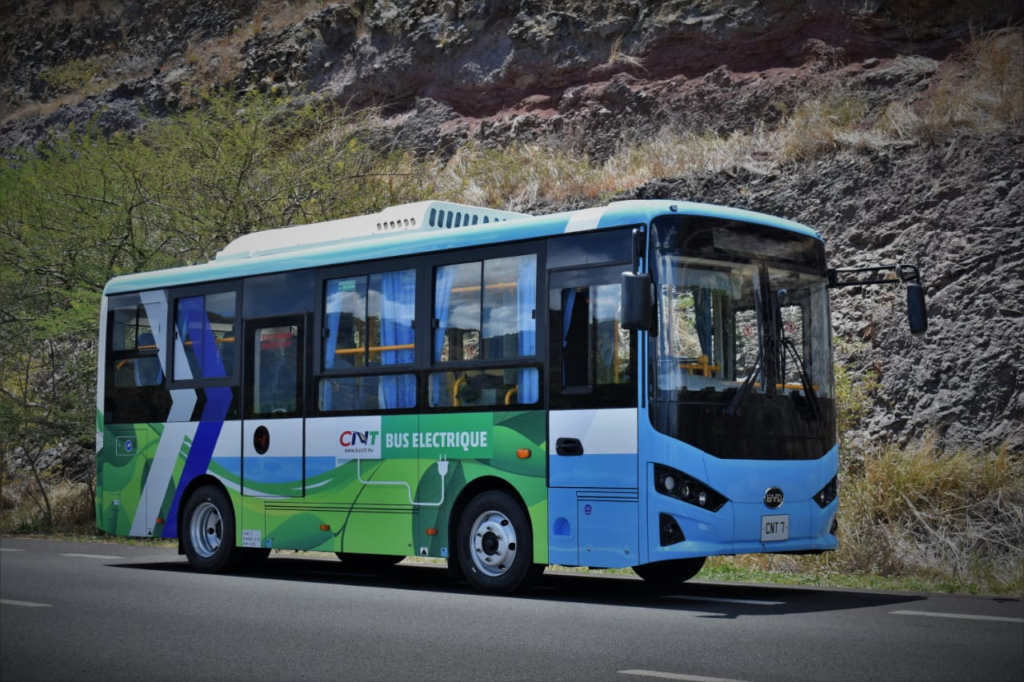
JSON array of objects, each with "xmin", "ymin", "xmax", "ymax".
[{"xmin": 340, "ymin": 431, "xmax": 379, "ymax": 447}]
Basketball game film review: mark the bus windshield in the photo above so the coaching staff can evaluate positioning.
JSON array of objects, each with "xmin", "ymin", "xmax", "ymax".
[{"xmin": 649, "ymin": 215, "xmax": 837, "ymax": 460}]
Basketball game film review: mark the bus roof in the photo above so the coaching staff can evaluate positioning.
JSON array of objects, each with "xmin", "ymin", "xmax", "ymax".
[{"xmin": 102, "ymin": 199, "xmax": 821, "ymax": 296}]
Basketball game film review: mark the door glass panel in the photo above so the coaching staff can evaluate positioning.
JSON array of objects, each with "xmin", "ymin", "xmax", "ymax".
[{"xmin": 249, "ymin": 323, "xmax": 301, "ymax": 418}]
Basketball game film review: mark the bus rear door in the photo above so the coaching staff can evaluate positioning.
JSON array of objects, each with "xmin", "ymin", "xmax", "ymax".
[{"xmin": 241, "ymin": 315, "xmax": 307, "ymax": 500}]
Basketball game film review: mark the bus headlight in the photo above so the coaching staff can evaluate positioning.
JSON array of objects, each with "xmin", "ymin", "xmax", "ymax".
[
  {"xmin": 813, "ymin": 475, "xmax": 838, "ymax": 508},
  {"xmin": 654, "ymin": 464, "xmax": 727, "ymax": 512}
]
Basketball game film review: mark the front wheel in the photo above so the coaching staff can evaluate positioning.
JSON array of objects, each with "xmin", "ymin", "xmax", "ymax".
[
  {"xmin": 633, "ymin": 557, "xmax": 707, "ymax": 589},
  {"xmin": 181, "ymin": 485, "xmax": 240, "ymax": 573},
  {"xmin": 457, "ymin": 490, "xmax": 538, "ymax": 595}
]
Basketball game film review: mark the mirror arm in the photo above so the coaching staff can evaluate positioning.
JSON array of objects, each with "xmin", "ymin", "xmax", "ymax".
[
  {"xmin": 827, "ymin": 263, "xmax": 919, "ymax": 288},
  {"xmin": 827, "ymin": 262, "xmax": 928, "ymax": 336}
]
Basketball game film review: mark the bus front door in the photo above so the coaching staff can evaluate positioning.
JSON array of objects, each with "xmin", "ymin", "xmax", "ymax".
[{"xmin": 547, "ymin": 265, "xmax": 640, "ymax": 568}]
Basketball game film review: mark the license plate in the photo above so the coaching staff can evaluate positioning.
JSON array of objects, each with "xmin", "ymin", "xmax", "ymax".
[{"xmin": 761, "ymin": 514, "xmax": 789, "ymax": 542}]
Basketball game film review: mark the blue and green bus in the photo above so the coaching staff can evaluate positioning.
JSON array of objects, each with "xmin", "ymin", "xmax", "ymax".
[{"xmin": 96, "ymin": 199, "xmax": 926, "ymax": 593}]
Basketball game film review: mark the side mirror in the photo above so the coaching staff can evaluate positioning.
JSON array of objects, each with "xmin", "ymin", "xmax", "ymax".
[
  {"xmin": 906, "ymin": 282, "xmax": 928, "ymax": 335},
  {"xmin": 621, "ymin": 271, "xmax": 652, "ymax": 331}
]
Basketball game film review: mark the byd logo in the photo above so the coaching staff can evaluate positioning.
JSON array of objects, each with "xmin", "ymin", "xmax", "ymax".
[
  {"xmin": 764, "ymin": 487, "xmax": 785, "ymax": 509},
  {"xmin": 340, "ymin": 430, "xmax": 379, "ymax": 447}
]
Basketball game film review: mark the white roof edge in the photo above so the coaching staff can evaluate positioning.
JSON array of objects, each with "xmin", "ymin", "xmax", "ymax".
[{"xmin": 215, "ymin": 201, "xmax": 530, "ymax": 261}]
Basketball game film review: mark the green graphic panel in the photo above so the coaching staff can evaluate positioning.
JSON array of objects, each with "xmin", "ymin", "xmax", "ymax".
[
  {"xmin": 95, "ymin": 422, "xmax": 162, "ymax": 534},
  {"xmin": 257, "ymin": 410, "xmax": 548, "ymax": 562}
]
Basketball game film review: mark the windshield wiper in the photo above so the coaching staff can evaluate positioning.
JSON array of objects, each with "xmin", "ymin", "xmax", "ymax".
[
  {"xmin": 782, "ymin": 336, "xmax": 822, "ymax": 421},
  {"xmin": 723, "ymin": 346, "xmax": 762, "ymax": 417}
]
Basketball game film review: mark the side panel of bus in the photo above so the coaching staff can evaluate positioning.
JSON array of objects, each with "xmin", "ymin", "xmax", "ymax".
[{"xmin": 98, "ymin": 246, "xmax": 550, "ymax": 563}]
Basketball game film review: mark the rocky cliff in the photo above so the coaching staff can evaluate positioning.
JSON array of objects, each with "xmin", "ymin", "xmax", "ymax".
[{"xmin": 2, "ymin": 0, "xmax": 1022, "ymax": 450}]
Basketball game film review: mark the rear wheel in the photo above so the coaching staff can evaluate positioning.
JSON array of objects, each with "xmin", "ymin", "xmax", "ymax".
[
  {"xmin": 334, "ymin": 553, "xmax": 404, "ymax": 571},
  {"xmin": 457, "ymin": 490, "xmax": 538, "ymax": 594},
  {"xmin": 182, "ymin": 485, "xmax": 240, "ymax": 573},
  {"xmin": 633, "ymin": 557, "xmax": 707, "ymax": 589}
]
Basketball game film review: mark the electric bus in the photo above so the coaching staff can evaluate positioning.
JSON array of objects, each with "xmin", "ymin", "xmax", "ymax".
[{"xmin": 95, "ymin": 199, "xmax": 926, "ymax": 594}]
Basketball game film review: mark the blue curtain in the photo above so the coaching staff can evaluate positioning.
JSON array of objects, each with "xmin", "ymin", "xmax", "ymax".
[
  {"xmin": 517, "ymin": 256, "xmax": 538, "ymax": 403},
  {"xmin": 378, "ymin": 269, "xmax": 416, "ymax": 409},
  {"xmin": 322, "ymin": 285, "xmax": 342, "ymax": 410},
  {"xmin": 561, "ymin": 288, "xmax": 576, "ymax": 387},
  {"xmin": 176, "ymin": 296, "xmax": 225, "ymax": 380},
  {"xmin": 200, "ymin": 304, "xmax": 227, "ymax": 379},
  {"xmin": 176, "ymin": 296, "xmax": 201, "ymax": 380},
  {"xmin": 432, "ymin": 265, "xmax": 455, "ymax": 404}
]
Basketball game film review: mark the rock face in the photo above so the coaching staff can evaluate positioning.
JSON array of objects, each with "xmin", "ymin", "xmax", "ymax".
[
  {"xmin": 630, "ymin": 133, "xmax": 1024, "ymax": 451},
  {"xmin": 1, "ymin": 0, "xmax": 1021, "ymax": 451},
  {"xmin": 4, "ymin": 1, "xmax": 1021, "ymax": 154}
]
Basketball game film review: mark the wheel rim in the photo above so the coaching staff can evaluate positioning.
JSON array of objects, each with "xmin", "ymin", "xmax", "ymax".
[
  {"xmin": 469, "ymin": 509, "xmax": 517, "ymax": 577},
  {"xmin": 190, "ymin": 501, "xmax": 223, "ymax": 559}
]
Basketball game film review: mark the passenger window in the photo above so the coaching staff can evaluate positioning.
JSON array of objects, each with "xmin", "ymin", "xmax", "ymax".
[
  {"xmin": 434, "ymin": 255, "xmax": 537, "ymax": 363},
  {"xmin": 431, "ymin": 253, "xmax": 539, "ymax": 410},
  {"xmin": 320, "ymin": 268, "xmax": 417, "ymax": 412},
  {"xmin": 428, "ymin": 368, "xmax": 540, "ymax": 408},
  {"xmin": 323, "ymin": 269, "xmax": 415, "ymax": 370},
  {"xmin": 319, "ymin": 374, "xmax": 417, "ymax": 412},
  {"xmin": 111, "ymin": 301, "xmax": 162, "ymax": 388},
  {"xmin": 173, "ymin": 291, "xmax": 237, "ymax": 381}
]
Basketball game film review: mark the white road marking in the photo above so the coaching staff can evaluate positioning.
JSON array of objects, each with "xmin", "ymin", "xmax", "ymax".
[
  {"xmin": 60, "ymin": 553, "xmax": 126, "ymax": 560},
  {"xmin": 1, "ymin": 599, "xmax": 52, "ymax": 608},
  {"xmin": 0, "ymin": 548, "xmax": 26, "ymax": 552},
  {"xmin": 665, "ymin": 595, "xmax": 785, "ymax": 606},
  {"xmin": 890, "ymin": 609, "xmax": 1024, "ymax": 624},
  {"xmin": 619, "ymin": 670, "xmax": 750, "ymax": 682}
]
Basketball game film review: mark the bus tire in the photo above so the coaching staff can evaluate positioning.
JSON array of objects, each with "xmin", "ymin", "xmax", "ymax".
[
  {"xmin": 181, "ymin": 485, "xmax": 240, "ymax": 573},
  {"xmin": 334, "ymin": 553, "xmax": 404, "ymax": 571},
  {"xmin": 633, "ymin": 557, "xmax": 707, "ymax": 589},
  {"xmin": 457, "ymin": 490, "xmax": 536, "ymax": 595}
]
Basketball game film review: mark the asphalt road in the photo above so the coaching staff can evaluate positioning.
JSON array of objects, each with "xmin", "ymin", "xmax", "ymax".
[{"xmin": 2, "ymin": 537, "xmax": 1021, "ymax": 682}]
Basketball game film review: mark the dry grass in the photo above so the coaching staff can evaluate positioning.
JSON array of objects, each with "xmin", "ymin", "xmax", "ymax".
[
  {"xmin": 608, "ymin": 35, "xmax": 645, "ymax": 69},
  {"xmin": 877, "ymin": 28, "xmax": 1024, "ymax": 142},
  {"xmin": 435, "ymin": 126, "xmax": 786, "ymax": 210},
  {"xmin": 1, "ymin": 474, "xmax": 96, "ymax": 535},
  {"xmin": 433, "ymin": 28, "xmax": 1023, "ymax": 210},
  {"xmin": 835, "ymin": 438, "xmax": 1024, "ymax": 586},
  {"xmin": 0, "ymin": 93, "xmax": 87, "ymax": 125},
  {"xmin": 715, "ymin": 438, "xmax": 1024, "ymax": 595}
]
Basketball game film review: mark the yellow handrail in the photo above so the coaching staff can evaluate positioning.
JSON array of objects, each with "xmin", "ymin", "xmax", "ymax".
[
  {"xmin": 679, "ymin": 354, "xmax": 718, "ymax": 377},
  {"xmin": 452, "ymin": 375, "xmax": 467, "ymax": 407},
  {"xmin": 334, "ymin": 343, "xmax": 414, "ymax": 355}
]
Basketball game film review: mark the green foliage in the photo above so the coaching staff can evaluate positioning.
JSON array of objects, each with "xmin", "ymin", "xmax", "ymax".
[
  {"xmin": 0, "ymin": 90, "xmax": 429, "ymax": 530},
  {"xmin": 833, "ymin": 343, "xmax": 881, "ymax": 452},
  {"xmin": 39, "ymin": 57, "xmax": 104, "ymax": 93}
]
